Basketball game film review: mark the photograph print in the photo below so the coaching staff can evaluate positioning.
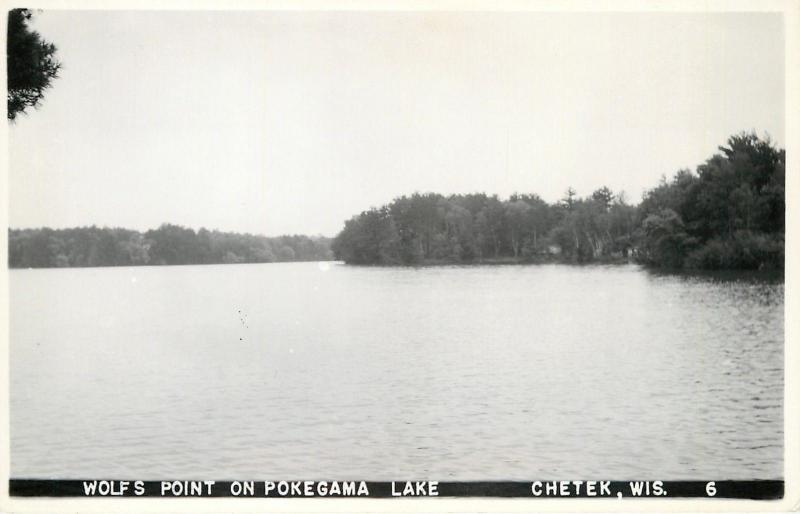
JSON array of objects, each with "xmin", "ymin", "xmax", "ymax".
[{"xmin": 2, "ymin": 1, "xmax": 795, "ymax": 510}]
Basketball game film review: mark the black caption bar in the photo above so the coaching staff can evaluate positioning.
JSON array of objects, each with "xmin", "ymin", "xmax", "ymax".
[{"xmin": 9, "ymin": 479, "xmax": 783, "ymax": 499}]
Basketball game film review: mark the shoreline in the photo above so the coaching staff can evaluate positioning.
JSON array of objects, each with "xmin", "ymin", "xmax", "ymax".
[
  {"xmin": 8, "ymin": 257, "xmax": 784, "ymax": 279},
  {"xmin": 337, "ymin": 258, "xmax": 785, "ymax": 279}
]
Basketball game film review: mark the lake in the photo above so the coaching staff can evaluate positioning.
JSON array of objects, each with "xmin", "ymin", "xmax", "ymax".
[{"xmin": 9, "ymin": 262, "xmax": 784, "ymax": 480}]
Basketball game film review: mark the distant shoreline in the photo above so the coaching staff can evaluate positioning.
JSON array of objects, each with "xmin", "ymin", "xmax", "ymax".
[
  {"xmin": 9, "ymin": 259, "xmax": 784, "ymax": 283},
  {"xmin": 7, "ymin": 258, "xmax": 336, "ymax": 270},
  {"xmin": 8, "ymin": 225, "xmax": 334, "ymax": 269}
]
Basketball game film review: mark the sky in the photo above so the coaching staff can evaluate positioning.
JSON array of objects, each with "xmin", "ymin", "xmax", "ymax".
[{"xmin": 8, "ymin": 10, "xmax": 785, "ymax": 237}]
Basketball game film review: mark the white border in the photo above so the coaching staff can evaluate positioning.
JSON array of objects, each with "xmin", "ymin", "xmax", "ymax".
[{"xmin": 1, "ymin": 0, "xmax": 797, "ymax": 512}]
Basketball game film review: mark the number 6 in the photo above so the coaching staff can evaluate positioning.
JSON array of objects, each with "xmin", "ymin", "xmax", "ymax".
[{"xmin": 706, "ymin": 482, "xmax": 716, "ymax": 496}]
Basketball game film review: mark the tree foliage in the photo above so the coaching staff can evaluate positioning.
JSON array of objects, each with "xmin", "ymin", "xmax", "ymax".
[
  {"xmin": 331, "ymin": 189, "xmax": 638, "ymax": 266},
  {"xmin": 332, "ymin": 133, "xmax": 784, "ymax": 271},
  {"xmin": 637, "ymin": 132, "xmax": 784, "ymax": 270},
  {"xmin": 8, "ymin": 225, "xmax": 333, "ymax": 268},
  {"xmin": 7, "ymin": 8, "xmax": 61, "ymax": 120},
  {"xmin": 6, "ymin": 133, "xmax": 784, "ymax": 272}
]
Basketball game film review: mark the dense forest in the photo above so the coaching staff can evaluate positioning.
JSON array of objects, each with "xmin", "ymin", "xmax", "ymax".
[
  {"xmin": 8, "ymin": 224, "xmax": 333, "ymax": 268},
  {"xmin": 7, "ymin": 133, "xmax": 785, "ymax": 271},
  {"xmin": 332, "ymin": 133, "xmax": 785, "ymax": 270}
]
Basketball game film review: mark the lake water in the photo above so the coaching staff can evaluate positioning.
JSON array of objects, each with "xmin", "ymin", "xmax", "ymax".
[{"xmin": 10, "ymin": 262, "xmax": 783, "ymax": 480}]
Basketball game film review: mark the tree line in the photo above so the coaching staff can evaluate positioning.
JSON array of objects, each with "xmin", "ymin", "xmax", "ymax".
[
  {"xmin": 332, "ymin": 133, "xmax": 784, "ymax": 270},
  {"xmin": 8, "ymin": 224, "xmax": 333, "ymax": 268}
]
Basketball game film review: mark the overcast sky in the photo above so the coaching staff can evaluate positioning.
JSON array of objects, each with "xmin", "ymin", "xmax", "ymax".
[{"xmin": 8, "ymin": 10, "xmax": 785, "ymax": 237}]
